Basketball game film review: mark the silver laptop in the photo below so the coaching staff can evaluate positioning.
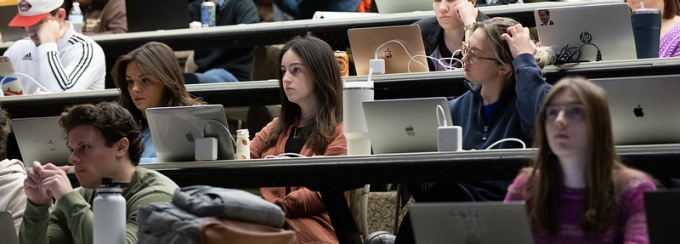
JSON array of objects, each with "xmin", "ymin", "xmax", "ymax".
[
  {"xmin": 410, "ymin": 201, "xmax": 533, "ymax": 244},
  {"xmin": 362, "ymin": 97, "xmax": 451, "ymax": 154},
  {"xmin": 348, "ymin": 25, "xmax": 429, "ymax": 75},
  {"xmin": 12, "ymin": 116, "xmax": 71, "ymax": 166},
  {"xmin": 0, "ymin": 5, "xmax": 26, "ymax": 42},
  {"xmin": 146, "ymin": 104, "xmax": 235, "ymax": 162},
  {"xmin": 535, "ymin": 3, "xmax": 637, "ymax": 63},
  {"xmin": 590, "ymin": 74, "xmax": 680, "ymax": 145},
  {"xmin": 374, "ymin": 0, "xmax": 432, "ymax": 14},
  {"xmin": 0, "ymin": 211, "xmax": 19, "ymax": 244}
]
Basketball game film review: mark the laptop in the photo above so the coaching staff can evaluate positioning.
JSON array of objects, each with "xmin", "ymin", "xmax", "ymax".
[
  {"xmin": 374, "ymin": 0, "xmax": 432, "ymax": 14},
  {"xmin": 348, "ymin": 25, "xmax": 429, "ymax": 76},
  {"xmin": 0, "ymin": 56, "xmax": 25, "ymax": 96},
  {"xmin": 362, "ymin": 97, "xmax": 451, "ymax": 154},
  {"xmin": 125, "ymin": 0, "xmax": 189, "ymax": 32},
  {"xmin": 146, "ymin": 104, "xmax": 235, "ymax": 162},
  {"xmin": 590, "ymin": 74, "xmax": 680, "ymax": 145},
  {"xmin": 645, "ymin": 190, "xmax": 680, "ymax": 244},
  {"xmin": 410, "ymin": 201, "xmax": 533, "ymax": 244},
  {"xmin": 0, "ymin": 211, "xmax": 19, "ymax": 244},
  {"xmin": 534, "ymin": 3, "xmax": 637, "ymax": 63},
  {"xmin": 11, "ymin": 116, "xmax": 71, "ymax": 166},
  {"xmin": 0, "ymin": 4, "xmax": 27, "ymax": 42}
]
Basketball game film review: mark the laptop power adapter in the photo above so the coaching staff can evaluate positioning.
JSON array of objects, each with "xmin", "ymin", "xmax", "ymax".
[{"xmin": 437, "ymin": 126, "xmax": 462, "ymax": 152}]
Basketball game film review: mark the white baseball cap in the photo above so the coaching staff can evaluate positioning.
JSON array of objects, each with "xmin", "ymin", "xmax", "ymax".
[{"xmin": 9, "ymin": 0, "xmax": 64, "ymax": 27}]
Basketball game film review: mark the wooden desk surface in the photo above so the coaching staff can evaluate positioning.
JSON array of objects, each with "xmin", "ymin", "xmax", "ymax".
[{"xmin": 139, "ymin": 144, "xmax": 680, "ymax": 188}]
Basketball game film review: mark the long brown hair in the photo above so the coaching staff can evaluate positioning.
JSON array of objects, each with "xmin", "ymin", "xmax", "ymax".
[
  {"xmin": 111, "ymin": 42, "xmax": 204, "ymax": 127},
  {"xmin": 527, "ymin": 77, "xmax": 623, "ymax": 236},
  {"xmin": 663, "ymin": 0, "xmax": 680, "ymax": 19},
  {"xmin": 262, "ymin": 35, "xmax": 343, "ymax": 154}
]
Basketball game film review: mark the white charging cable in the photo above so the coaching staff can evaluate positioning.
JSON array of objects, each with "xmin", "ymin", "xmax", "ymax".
[
  {"xmin": 13, "ymin": 72, "xmax": 52, "ymax": 93},
  {"xmin": 374, "ymin": 40, "xmax": 429, "ymax": 73},
  {"xmin": 435, "ymin": 104, "xmax": 449, "ymax": 127},
  {"xmin": 485, "ymin": 138, "xmax": 526, "ymax": 150},
  {"xmin": 264, "ymin": 152, "xmax": 305, "ymax": 159}
]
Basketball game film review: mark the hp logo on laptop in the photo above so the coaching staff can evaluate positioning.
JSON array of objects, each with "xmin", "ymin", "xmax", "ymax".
[{"xmin": 580, "ymin": 31, "xmax": 593, "ymax": 44}]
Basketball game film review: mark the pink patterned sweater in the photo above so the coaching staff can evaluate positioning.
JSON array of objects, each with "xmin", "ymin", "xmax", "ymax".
[{"xmin": 505, "ymin": 168, "xmax": 656, "ymax": 244}]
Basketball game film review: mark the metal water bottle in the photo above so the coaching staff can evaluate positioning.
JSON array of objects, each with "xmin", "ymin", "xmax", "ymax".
[
  {"xmin": 235, "ymin": 129, "xmax": 250, "ymax": 160},
  {"xmin": 201, "ymin": 1, "xmax": 216, "ymax": 28},
  {"xmin": 94, "ymin": 178, "xmax": 126, "ymax": 244}
]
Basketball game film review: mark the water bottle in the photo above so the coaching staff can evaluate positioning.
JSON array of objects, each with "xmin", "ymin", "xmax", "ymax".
[
  {"xmin": 235, "ymin": 129, "xmax": 250, "ymax": 160},
  {"xmin": 201, "ymin": 1, "xmax": 216, "ymax": 28},
  {"xmin": 94, "ymin": 178, "xmax": 126, "ymax": 244},
  {"xmin": 69, "ymin": 2, "xmax": 84, "ymax": 33}
]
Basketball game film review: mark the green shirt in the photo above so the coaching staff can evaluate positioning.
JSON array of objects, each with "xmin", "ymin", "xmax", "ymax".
[{"xmin": 19, "ymin": 167, "xmax": 178, "ymax": 244}]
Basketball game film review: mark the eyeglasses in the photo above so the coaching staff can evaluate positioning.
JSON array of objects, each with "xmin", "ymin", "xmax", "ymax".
[
  {"xmin": 545, "ymin": 104, "xmax": 585, "ymax": 123},
  {"xmin": 461, "ymin": 41, "xmax": 498, "ymax": 65}
]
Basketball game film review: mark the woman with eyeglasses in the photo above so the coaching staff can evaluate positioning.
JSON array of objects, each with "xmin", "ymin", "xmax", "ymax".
[
  {"xmin": 393, "ymin": 17, "xmax": 554, "ymax": 244},
  {"xmin": 505, "ymin": 77, "xmax": 656, "ymax": 243}
]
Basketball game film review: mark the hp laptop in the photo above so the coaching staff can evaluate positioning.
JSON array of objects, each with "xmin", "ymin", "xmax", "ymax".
[
  {"xmin": 534, "ymin": 3, "xmax": 637, "ymax": 63},
  {"xmin": 348, "ymin": 25, "xmax": 429, "ymax": 75},
  {"xmin": 374, "ymin": 0, "xmax": 432, "ymax": 14},
  {"xmin": 146, "ymin": 104, "xmax": 235, "ymax": 162},
  {"xmin": 590, "ymin": 74, "xmax": 680, "ymax": 145},
  {"xmin": 362, "ymin": 97, "xmax": 451, "ymax": 154},
  {"xmin": 11, "ymin": 116, "xmax": 71, "ymax": 166},
  {"xmin": 645, "ymin": 190, "xmax": 680, "ymax": 244},
  {"xmin": 0, "ymin": 3, "xmax": 26, "ymax": 42},
  {"xmin": 409, "ymin": 201, "xmax": 533, "ymax": 244},
  {"xmin": 0, "ymin": 211, "xmax": 19, "ymax": 244},
  {"xmin": 125, "ymin": 0, "xmax": 189, "ymax": 32}
]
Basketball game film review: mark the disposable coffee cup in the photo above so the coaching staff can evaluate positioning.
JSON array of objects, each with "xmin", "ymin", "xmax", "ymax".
[
  {"xmin": 343, "ymin": 79, "xmax": 374, "ymax": 156},
  {"xmin": 631, "ymin": 8, "xmax": 661, "ymax": 59}
]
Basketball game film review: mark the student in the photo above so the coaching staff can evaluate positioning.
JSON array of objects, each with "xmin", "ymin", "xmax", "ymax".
[
  {"xmin": 19, "ymin": 102, "xmax": 179, "ymax": 244},
  {"xmin": 64, "ymin": 0, "xmax": 127, "ymax": 35},
  {"xmin": 395, "ymin": 17, "xmax": 553, "ymax": 243},
  {"xmin": 186, "ymin": 0, "xmax": 260, "ymax": 83},
  {"xmin": 505, "ymin": 77, "xmax": 656, "ymax": 243},
  {"xmin": 414, "ymin": 0, "xmax": 489, "ymax": 71},
  {"xmin": 0, "ymin": 109, "xmax": 26, "ymax": 236},
  {"xmin": 627, "ymin": 0, "xmax": 680, "ymax": 57},
  {"xmin": 111, "ymin": 41, "xmax": 205, "ymax": 163},
  {"xmin": 249, "ymin": 35, "xmax": 347, "ymax": 243},
  {"xmin": 3, "ymin": 0, "xmax": 106, "ymax": 94}
]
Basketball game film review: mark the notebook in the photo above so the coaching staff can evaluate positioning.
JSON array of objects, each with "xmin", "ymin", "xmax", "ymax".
[
  {"xmin": 146, "ymin": 104, "xmax": 235, "ymax": 162},
  {"xmin": 348, "ymin": 25, "xmax": 429, "ymax": 76},
  {"xmin": 11, "ymin": 116, "xmax": 71, "ymax": 166},
  {"xmin": 590, "ymin": 74, "xmax": 680, "ymax": 145},
  {"xmin": 362, "ymin": 97, "xmax": 451, "ymax": 154},
  {"xmin": 409, "ymin": 201, "xmax": 533, "ymax": 244},
  {"xmin": 0, "ymin": 4, "xmax": 26, "ymax": 42},
  {"xmin": 534, "ymin": 3, "xmax": 637, "ymax": 63},
  {"xmin": 374, "ymin": 0, "xmax": 432, "ymax": 14},
  {"xmin": 125, "ymin": 0, "xmax": 189, "ymax": 32},
  {"xmin": 0, "ymin": 211, "xmax": 19, "ymax": 244},
  {"xmin": 645, "ymin": 190, "xmax": 680, "ymax": 244}
]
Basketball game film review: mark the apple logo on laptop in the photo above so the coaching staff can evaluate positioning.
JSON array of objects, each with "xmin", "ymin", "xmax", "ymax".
[
  {"xmin": 634, "ymin": 104, "xmax": 644, "ymax": 117},
  {"xmin": 384, "ymin": 48, "xmax": 392, "ymax": 59},
  {"xmin": 185, "ymin": 132, "xmax": 195, "ymax": 142},
  {"xmin": 405, "ymin": 125, "xmax": 415, "ymax": 136}
]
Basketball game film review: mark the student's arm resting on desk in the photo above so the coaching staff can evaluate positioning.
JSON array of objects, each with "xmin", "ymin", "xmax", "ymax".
[
  {"xmin": 20, "ymin": 189, "xmax": 90, "ymax": 244},
  {"xmin": 35, "ymin": 39, "xmax": 105, "ymax": 93}
]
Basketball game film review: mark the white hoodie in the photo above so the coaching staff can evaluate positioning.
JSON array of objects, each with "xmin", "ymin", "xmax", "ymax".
[{"xmin": 0, "ymin": 159, "xmax": 26, "ymax": 235}]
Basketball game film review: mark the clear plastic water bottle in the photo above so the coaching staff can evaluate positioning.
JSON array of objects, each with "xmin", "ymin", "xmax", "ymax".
[
  {"xmin": 235, "ymin": 129, "xmax": 250, "ymax": 160},
  {"xmin": 201, "ymin": 1, "xmax": 216, "ymax": 28},
  {"xmin": 69, "ymin": 2, "xmax": 84, "ymax": 33},
  {"xmin": 94, "ymin": 178, "xmax": 126, "ymax": 244}
]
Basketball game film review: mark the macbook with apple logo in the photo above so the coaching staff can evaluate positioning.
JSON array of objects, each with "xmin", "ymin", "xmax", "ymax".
[
  {"xmin": 590, "ymin": 74, "xmax": 680, "ymax": 145},
  {"xmin": 362, "ymin": 97, "xmax": 451, "ymax": 154},
  {"xmin": 146, "ymin": 104, "xmax": 235, "ymax": 162}
]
